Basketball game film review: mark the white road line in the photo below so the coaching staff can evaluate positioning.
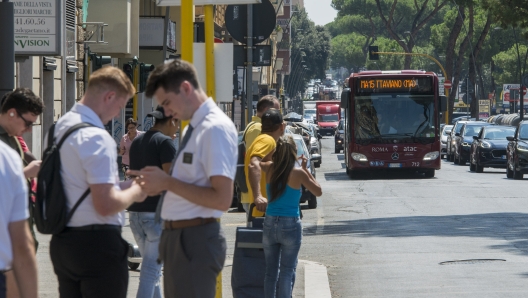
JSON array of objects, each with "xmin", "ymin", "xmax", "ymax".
[{"xmin": 302, "ymin": 260, "xmax": 332, "ymax": 298}]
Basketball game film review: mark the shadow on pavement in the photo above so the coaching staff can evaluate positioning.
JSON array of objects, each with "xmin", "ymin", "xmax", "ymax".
[{"xmin": 305, "ymin": 212, "xmax": 528, "ymax": 255}]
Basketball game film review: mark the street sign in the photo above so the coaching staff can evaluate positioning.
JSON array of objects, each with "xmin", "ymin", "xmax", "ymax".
[
  {"xmin": 444, "ymin": 80, "xmax": 452, "ymax": 89},
  {"xmin": 233, "ymin": 45, "xmax": 272, "ymax": 66},
  {"xmin": 522, "ymin": 86, "xmax": 527, "ymax": 96},
  {"xmin": 225, "ymin": 0, "xmax": 276, "ymax": 45}
]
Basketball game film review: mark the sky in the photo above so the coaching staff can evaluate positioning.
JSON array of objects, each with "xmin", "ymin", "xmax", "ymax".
[{"xmin": 304, "ymin": 0, "xmax": 338, "ymax": 26}]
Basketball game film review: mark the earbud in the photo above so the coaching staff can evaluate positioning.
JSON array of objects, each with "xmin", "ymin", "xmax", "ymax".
[{"xmin": 9, "ymin": 112, "xmax": 14, "ymax": 117}]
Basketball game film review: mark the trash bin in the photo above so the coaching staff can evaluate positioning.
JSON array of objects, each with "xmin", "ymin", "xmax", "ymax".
[{"xmin": 231, "ymin": 204, "xmax": 265, "ymax": 298}]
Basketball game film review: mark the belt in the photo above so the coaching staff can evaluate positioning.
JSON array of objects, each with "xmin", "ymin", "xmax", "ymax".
[
  {"xmin": 65, "ymin": 224, "xmax": 122, "ymax": 232},
  {"xmin": 164, "ymin": 218, "xmax": 216, "ymax": 230}
]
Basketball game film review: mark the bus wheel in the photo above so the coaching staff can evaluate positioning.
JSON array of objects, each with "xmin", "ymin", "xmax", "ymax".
[{"xmin": 424, "ymin": 170, "xmax": 435, "ymax": 178}]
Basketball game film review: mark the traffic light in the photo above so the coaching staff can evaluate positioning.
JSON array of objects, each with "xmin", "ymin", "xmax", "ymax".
[
  {"xmin": 369, "ymin": 46, "xmax": 379, "ymax": 60},
  {"xmin": 92, "ymin": 55, "xmax": 111, "ymax": 71},
  {"xmin": 139, "ymin": 63, "xmax": 154, "ymax": 92},
  {"xmin": 123, "ymin": 63, "xmax": 134, "ymax": 83}
]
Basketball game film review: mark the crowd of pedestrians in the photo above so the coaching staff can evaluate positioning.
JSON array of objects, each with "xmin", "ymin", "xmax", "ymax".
[{"xmin": 0, "ymin": 59, "xmax": 322, "ymax": 298}]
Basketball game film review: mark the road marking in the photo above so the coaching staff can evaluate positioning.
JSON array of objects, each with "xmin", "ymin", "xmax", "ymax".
[{"xmin": 303, "ymin": 260, "xmax": 332, "ymax": 298}]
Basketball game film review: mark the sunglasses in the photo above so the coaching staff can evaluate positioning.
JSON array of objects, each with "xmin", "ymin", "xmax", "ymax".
[{"xmin": 17, "ymin": 111, "xmax": 34, "ymax": 128}]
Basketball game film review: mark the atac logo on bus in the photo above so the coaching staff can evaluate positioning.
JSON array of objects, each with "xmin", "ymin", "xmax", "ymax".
[{"xmin": 403, "ymin": 147, "xmax": 418, "ymax": 152}]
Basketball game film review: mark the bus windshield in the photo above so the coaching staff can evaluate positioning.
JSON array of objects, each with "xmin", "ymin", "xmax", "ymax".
[
  {"xmin": 354, "ymin": 94, "xmax": 435, "ymax": 144},
  {"xmin": 319, "ymin": 114, "xmax": 339, "ymax": 122}
]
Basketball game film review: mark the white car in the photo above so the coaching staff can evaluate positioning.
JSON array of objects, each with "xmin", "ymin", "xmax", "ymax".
[{"xmin": 441, "ymin": 125, "xmax": 453, "ymax": 158}]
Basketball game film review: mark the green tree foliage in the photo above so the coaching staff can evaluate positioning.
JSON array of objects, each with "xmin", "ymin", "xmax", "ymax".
[
  {"xmin": 284, "ymin": 8, "xmax": 331, "ymax": 98},
  {"xmin": 482, "ymin": 0, "xmax": 528, "ymax": 38}
]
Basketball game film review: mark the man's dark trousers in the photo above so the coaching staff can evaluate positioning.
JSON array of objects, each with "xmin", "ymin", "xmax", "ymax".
[
  {"xmin": 50, "ymin": 228, "xmax": 128, "ymax": 298},
  {"xmin": 0, "ymin": 272, "xmax": 5, "ymax": 298},
  {"xmin": 160, "ymin": 221, "xmax": 226, "ymax": 297}
]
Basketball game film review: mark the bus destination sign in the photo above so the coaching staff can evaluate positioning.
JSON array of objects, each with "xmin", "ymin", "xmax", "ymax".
[{"xmin": 357, "ymin": 77, "xmax": 433, "ymax": 93}]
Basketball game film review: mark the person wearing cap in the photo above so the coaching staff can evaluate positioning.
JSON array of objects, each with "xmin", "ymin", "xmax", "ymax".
[
  {"xmin": 127, "ymin": 106, "xmax": 177, "ymax": 298},
  {"xmin": 129, "ymin": 60, "xmax": 238, "ymax": 297},
  {"xmin": 244, "ymin": 108, "xmax": 285, "ymax": 216},
  {"xmin": 240, "ymin": 95, "xmax": 280, "ymax": 214}
]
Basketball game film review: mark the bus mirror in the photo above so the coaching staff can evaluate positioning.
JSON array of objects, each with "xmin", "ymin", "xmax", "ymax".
[
  {"xmin": 340, "ymin": 88, "xmax": 350, "ymax": 109},
  {"xmin": 440, "ymin": 96, "xmax": 447, "ymax": 112}
]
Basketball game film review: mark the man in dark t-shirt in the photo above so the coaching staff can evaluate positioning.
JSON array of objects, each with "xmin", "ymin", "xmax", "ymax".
[{"xmin": 128, "ymin": 106, "xmax": 178, "ymax": 297}]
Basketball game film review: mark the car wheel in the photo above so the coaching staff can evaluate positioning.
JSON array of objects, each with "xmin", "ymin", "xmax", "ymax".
[
  {"xmin": 458, "ymin": 154, "xmax": 465, "ymax": 166},
  {"xmin": 424, "ymin": 169, "xmax": 435, "ymax": 178},
  {"xmin": 453, "ymin": 153, "xmax": 459, "ymax": 164},
  {"xmin": 469, "ymin": 162, "xmax": 476, "ymax": 172},
  {"xmin": 507, "ymin": 162, "xmax": 514, "ymax": 178},
  {"xmin": 449, "ymin": 153, "xmax": 454, "ymax": 162},
  {"xmin": 307, "ymin": 194, "xmax": 317, "ymax": 209}
]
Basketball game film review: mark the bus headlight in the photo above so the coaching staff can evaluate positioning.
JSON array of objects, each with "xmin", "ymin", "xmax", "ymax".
[
  {"xmin": 351, "ymin": 153, "xmax": 368, "ymax": 162},
  {"xmin": 423, "ymin": 151, "xmax": 440, "ymax": 161}
]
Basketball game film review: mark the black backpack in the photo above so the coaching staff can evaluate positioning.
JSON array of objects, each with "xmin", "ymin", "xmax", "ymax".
[
  {"xmin": 234, "ymin": 122, "xmax": 257, "ymax": 193},
  {"xmin": 34, "ymin": 123, "xmax": 94, "ymax": 234}
]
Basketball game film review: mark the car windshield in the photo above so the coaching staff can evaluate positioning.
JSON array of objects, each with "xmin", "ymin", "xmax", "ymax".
[
  {"xmin": 463, "ymin": 125, "xmax": 485, "ymax": 137},
  {"xmin": 483, "ymin": 127, "xmax": 515, "ymax": 139},
  {"xmin": 519, "ymin": 125, "xmax": 528, "ymax": 140},
  {"xmin": 454, "ymin": 122, "xmax": 465, "ymax": 134},
  {"xmin": 442, "ymin": 126, "xmax": 453, "ymax": 135},
  {"xmin": 292, "ymin": 136, "xmax": 308, "ymax": 157},
  {"xmin": 354, "ymin": 94, "xmax": 435, "ymax": 144},
  {"xmin": 319, "ymin": 114, "xmax": 339, "ymax": 122}
]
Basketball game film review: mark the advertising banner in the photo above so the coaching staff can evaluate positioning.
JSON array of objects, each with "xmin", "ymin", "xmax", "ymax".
[{"xmin": 13, "ymin": 0, "xmax": 61, "ymax": 55}]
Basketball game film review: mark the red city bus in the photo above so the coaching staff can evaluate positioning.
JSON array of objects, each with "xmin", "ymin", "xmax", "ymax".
[{"xmin": 340, "ymin": 70, "xmax": 447, "ymax": 178}]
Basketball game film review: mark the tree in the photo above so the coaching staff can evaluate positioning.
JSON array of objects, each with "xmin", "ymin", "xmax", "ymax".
[{"xmin": 482, "ymin": 0, "xmax": 528, "ymax": 38}]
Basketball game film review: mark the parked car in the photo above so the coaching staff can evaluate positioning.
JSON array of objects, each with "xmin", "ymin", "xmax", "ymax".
[
  {"xmin": 469, "ymin": 126, "xmax": 515, "ymax": 173},
  {"xmin": 446, "ymin": 120, "xmax": 469, "ymax": 162},
  {"xmin": 441, "ymin": 124, "xmax": 453, "ymax": 159},
  {"xmin": 335, "ymin": 119, "xmax": 345, "ymax": 153},
  {"xmin": 453, "ymin": 122, "xmax": 492, "ymax": 165},
  {"xmin": 289, "ymin": 133, "xmax": 321, "ymax": 209},
  {"xmin": 289, "ymin": 122, "xmax": 322, "ymax": 167},
  {"xmin": 506, "ymin": 120, "xmax": 528, "ymax": 179}
]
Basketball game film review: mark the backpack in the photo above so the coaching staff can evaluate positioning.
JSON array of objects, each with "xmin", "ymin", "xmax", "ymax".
[
  {"xmin": 34, "ymin": 123, "xmax": 94, "ymax": 234},
  {"xmin": 234, "ymin": 121, "xmax": 258, "ymax": 193}
]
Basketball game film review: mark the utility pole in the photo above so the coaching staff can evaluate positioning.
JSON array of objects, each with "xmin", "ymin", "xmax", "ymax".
[
  {"xmin": 245, "ymin": 4, "xmax": 253, "ymax": 128},
  {"xmin": 0, "ymin": 1, "xmax": 14, "ymax": 99}
]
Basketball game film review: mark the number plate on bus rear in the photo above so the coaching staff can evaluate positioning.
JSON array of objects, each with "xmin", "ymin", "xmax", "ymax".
[{"xmin": 388, "ymin": 163, "xmax": 402, "ymax": 168}]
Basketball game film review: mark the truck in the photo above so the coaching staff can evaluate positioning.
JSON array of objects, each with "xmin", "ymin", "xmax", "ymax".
[{"xmin": 315, "ymin": 101, "xmax": 341, "ymax": 135}]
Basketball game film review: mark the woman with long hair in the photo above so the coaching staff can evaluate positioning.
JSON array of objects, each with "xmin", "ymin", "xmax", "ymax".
[
  {"xmin": 262, "ymin": 135, "xmax": 322, "ymax": 298},
  {"xmin": 119, "ymin": 118, "xmax": 143, "ymax": 180}
]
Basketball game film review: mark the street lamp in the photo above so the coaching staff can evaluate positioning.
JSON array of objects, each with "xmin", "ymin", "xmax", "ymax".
[{"xmin": 512, "ymin": 26, "xmax": 525, "ymax": 119}]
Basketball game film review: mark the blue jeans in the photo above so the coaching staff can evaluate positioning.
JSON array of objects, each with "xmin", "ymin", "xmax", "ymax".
[
  {"xmin": 263, "ymin": 216, "xmax": 302, "ymax": 298},
  {"xmin": 129, "ymin": 212, "xmax": 163, "ymax": 298}
]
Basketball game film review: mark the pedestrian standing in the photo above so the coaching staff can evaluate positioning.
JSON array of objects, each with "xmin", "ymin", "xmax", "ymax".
[
  {"xmin": 120, "ymin": 118, "xmax": 144, "ymax": 180},
  {"xmin": 129, "ymin": 59, "xmax": 238, "ymax": 298},
  {"xmin": 261, "ymin": 135, "xmax": 321, "ymax": 298},
  {"xmin": 0, "ymin": 141, "xmax": 38, "ymax": 298},
  {"xmin": 0, "ymin": 88, "xmax": 43, "ymax": 297},
  {"xmin": 240, "ymin": 96, "xmax": 280, "ymax": 214},
  {"xmin": 48, "ymin": 66, "xmax": 146, "ymax": 298},
  {"xmin": 128, "ymin": 106, "xmax": 178, "ymax": 298},
  {"xmin": 245, "ymin": 108, "xmax": 285, "ymax": 216}
]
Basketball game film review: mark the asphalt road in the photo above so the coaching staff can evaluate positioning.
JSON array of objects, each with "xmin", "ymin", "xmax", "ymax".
[{"xmin": 35, "ymin": 136, "xmax": 528, "ymax": 297}]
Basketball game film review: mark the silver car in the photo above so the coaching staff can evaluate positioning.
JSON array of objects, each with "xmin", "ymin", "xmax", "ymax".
[{"xmin": 441, "ymin": 125, "xmax": 453, "ymax": 158}]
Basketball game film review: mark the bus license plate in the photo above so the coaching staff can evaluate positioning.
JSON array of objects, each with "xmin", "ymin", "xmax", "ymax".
[
  {"xmin": 388, "ymin": 163, "xmax": 402, "ymax": 168},
  {"xmin": 502, "ymin": 155, "xmax": 507, "ymax": 159}
]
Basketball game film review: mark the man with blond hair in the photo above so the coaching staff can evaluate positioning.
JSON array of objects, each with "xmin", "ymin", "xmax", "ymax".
[{"xmin": 49, "ymin": 66, "xmax": 146, "ymax": 298}]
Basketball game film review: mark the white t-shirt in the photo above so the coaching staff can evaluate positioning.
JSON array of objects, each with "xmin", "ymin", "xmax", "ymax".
[
  {"xmin": 161, "ymin": 98, "xmax": 238, "ymax": 221},
  {"xmin": 53, "ymin": 103, "xmax": 123, "ymax": 227},
  {"xmin": 0, "ymin": 142, "xmax": 29, "ymax": 270}
]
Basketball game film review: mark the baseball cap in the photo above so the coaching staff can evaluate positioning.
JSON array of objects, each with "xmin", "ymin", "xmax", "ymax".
[
  {"xmin": 147, "ymin": 106, "xmax": 171, "ymax": 120},
  {"xmin": 261, "ymin": 108, "xmax": 283, "ymax": 133}
]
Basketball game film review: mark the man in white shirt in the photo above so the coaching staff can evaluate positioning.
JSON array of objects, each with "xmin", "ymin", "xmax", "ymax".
[
  {"xmin": 49, "ymin": 66, "xmax": 146, "ymax": 298},
  {"xmin": 130, "ymin": 60, "xmax": 238, "ymax": 298},
  {"xmin": 0, "ymin": 141, "xmax": 38, "ymax": 298}
]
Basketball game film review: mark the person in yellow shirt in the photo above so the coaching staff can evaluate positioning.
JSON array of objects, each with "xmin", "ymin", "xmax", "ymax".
[
  {"xmin": 241, "ymin": 95, "xmax": 280, "ymax": 214},
  {"xmin": 244, "ymin": 109, "xmax": 285, "ymax": 216}
]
